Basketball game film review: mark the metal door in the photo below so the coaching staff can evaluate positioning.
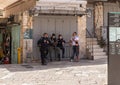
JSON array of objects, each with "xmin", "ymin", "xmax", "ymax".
[
  {"xmin": 33, "ymin": 17, "xmax": 56, "ymax": 59},
  {"xmin": 11, "ymin": 25, "xmax": 20, "ymax": 64},
  {"xmin": 33, "ymin": 16, "xmax": 77, "ymax": 59}
]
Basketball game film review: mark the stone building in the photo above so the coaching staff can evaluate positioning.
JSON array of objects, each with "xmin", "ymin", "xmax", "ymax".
[{"xmin": 0, "ymin": 0, "xmax": 119, "ymax": 64}]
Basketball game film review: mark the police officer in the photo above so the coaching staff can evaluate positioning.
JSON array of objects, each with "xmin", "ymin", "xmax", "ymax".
[
  {"xmin": 57, "ymin": 34, "xmax": 65, "ymax": 60},
  {"xmin": 49, "ymin": 33, "xmax": 57, "ymax": 61},
  {"xmin": 37, "ymin": 33, "xmax": 50, "ymax": 65}
]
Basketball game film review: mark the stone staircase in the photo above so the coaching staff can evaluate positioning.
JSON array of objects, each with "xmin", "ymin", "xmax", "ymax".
[{"xmin": 86, "ymin": 38, "xmax": 107, "ymax": 60}]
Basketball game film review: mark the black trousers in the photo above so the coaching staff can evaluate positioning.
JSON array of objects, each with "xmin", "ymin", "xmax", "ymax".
[
  {"xmin": 71, "ymin": 46, "xmax": 79, "ymax": 59},
  {"xmin": 40, "ymin": 49, "xmax": 48, "ymax": 65},
  {"xmin": 60, "ymin": 47, "xmax": 65, "ymax": 58}
]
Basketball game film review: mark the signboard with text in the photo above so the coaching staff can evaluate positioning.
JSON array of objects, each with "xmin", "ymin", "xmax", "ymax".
[{"xmin": 108, "ymin": 12, "xmax": 120, "ymax": 85}]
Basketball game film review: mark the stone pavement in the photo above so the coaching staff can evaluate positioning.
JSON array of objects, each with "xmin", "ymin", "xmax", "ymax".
[{"xmin": 0, "ymin": 58, "xmax": 107, "ymax": 85}]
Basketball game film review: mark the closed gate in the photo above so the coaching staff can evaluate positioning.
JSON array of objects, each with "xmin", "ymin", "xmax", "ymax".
[{"xmin": 33, "ymin": 15, "xmax": 77, "ymax": 60}]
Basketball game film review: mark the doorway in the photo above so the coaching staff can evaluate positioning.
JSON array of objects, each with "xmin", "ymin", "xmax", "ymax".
[{"xmin": 33, "ymin": 15, "xmax": 78, "ymax": 60}]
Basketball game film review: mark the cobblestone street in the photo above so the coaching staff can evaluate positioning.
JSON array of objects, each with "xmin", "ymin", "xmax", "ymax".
[{"xmin": 0, "ymin": 58, "xmax": 107, "ymax": 85}]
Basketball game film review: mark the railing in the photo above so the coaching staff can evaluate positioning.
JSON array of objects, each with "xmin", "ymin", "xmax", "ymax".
[
  {"xmin": 95, "ymin": 27, "xmax": 102, "ymax": 41},
  {"xmin": 86, "ymin": 28, "xmax": 94, "ymax": 60}
]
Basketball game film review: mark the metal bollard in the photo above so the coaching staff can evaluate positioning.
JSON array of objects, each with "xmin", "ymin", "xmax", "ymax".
[{"xmin": 17, "ymin": 48, "xmax": 21, "ymax": 64}]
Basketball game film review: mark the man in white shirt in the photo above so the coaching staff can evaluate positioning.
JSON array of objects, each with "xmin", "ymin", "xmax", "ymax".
[{"xmin": 70, "ymin": 32, "xmax": 79, "ymax": 62}]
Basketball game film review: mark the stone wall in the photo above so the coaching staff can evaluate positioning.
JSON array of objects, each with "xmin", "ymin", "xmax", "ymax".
[
  {"xmin": 4, "ymin": 0, "xmax": 36, "ymax": 17},
  {"xmin": 94, "ymin": 2, "xmax": 104, "ymax": 40},
  {"xmin": 78, "ymin": 15, "xmax": 87, "ymax": 58},
  {"xmin": 3, "ymin": 0, "xmax": 87, "ymax": 62},
  {"xmin": 4, "ymin": 11, "xmax": 33, "ymax": 63},
  {"xmin": 4, "ymin": 0, "xmax": 35, "ymax": 63},
  {"xmin": 22, "ymin": 11, "xmax": 33, "ymax": 63}
]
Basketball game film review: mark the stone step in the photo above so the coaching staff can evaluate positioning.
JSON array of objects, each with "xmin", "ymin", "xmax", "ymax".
[
  {"xmin": 86, "ymin": 39, "xmax": 97, "ymax": 42},
  {"xmin": 89, "ymin": 48, "xmax": 104, "ymax": 52},
  {"xmin": 86, "ymin": 41, "xmax": 98, "ymax": 45},
  {"xmin": 86, "ymin": 38, "xmax": 107, "ymax": 58},
  {"xmin": 86, "ymin": 38, "xmax": 97, "ymax": 41},
  {"xmin": 93, "ymin": 52, "xmax": 106, "ymax": 56},
  {"xmin": 86, "ymin": 38, "xmax": 97, "ymax": 42},
  {"xmin": 93, "ymin": 45, "xmax": 101, "ymax": 48},
  {"xmin": 87, "ymin": 45, "xmax": 101, "ymax": 49},
  {"xmin": 94, "ymin": 55, "xmax": 108, "ymax": 60}
]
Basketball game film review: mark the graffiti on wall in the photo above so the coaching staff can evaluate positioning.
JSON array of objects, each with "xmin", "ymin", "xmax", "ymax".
[{"xmin": 24, "ymin": 29, "xmax": 33, "ymax": 39}]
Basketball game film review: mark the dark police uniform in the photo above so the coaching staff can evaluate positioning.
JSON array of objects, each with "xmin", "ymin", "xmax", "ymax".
[
  {"xmin": 49, "ymin": 37, "xmax": 57, "ymax": 61},
  {"xmin": 57, "ymin": 38, "xmax": 65, "ymax": 59},
  {"xmin": 51, "ymin": 37, "xmax": 57, "ymax": 47},
  {"xmin": 37, "ymin": 37, "xmax": 50, "ymax": 65}
]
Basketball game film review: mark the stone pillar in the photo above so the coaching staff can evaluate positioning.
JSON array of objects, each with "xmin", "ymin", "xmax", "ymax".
[
  {"xmin": 22, "ymin": 11, "xmax": 33, "ymax": 63},
  {"xmin": 94, "ymin": 2, "xmax": 103, "ymax": 40},
  {"xmin": 78, "ymin": 15, "xmax": 87, "ymax": 58}
]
